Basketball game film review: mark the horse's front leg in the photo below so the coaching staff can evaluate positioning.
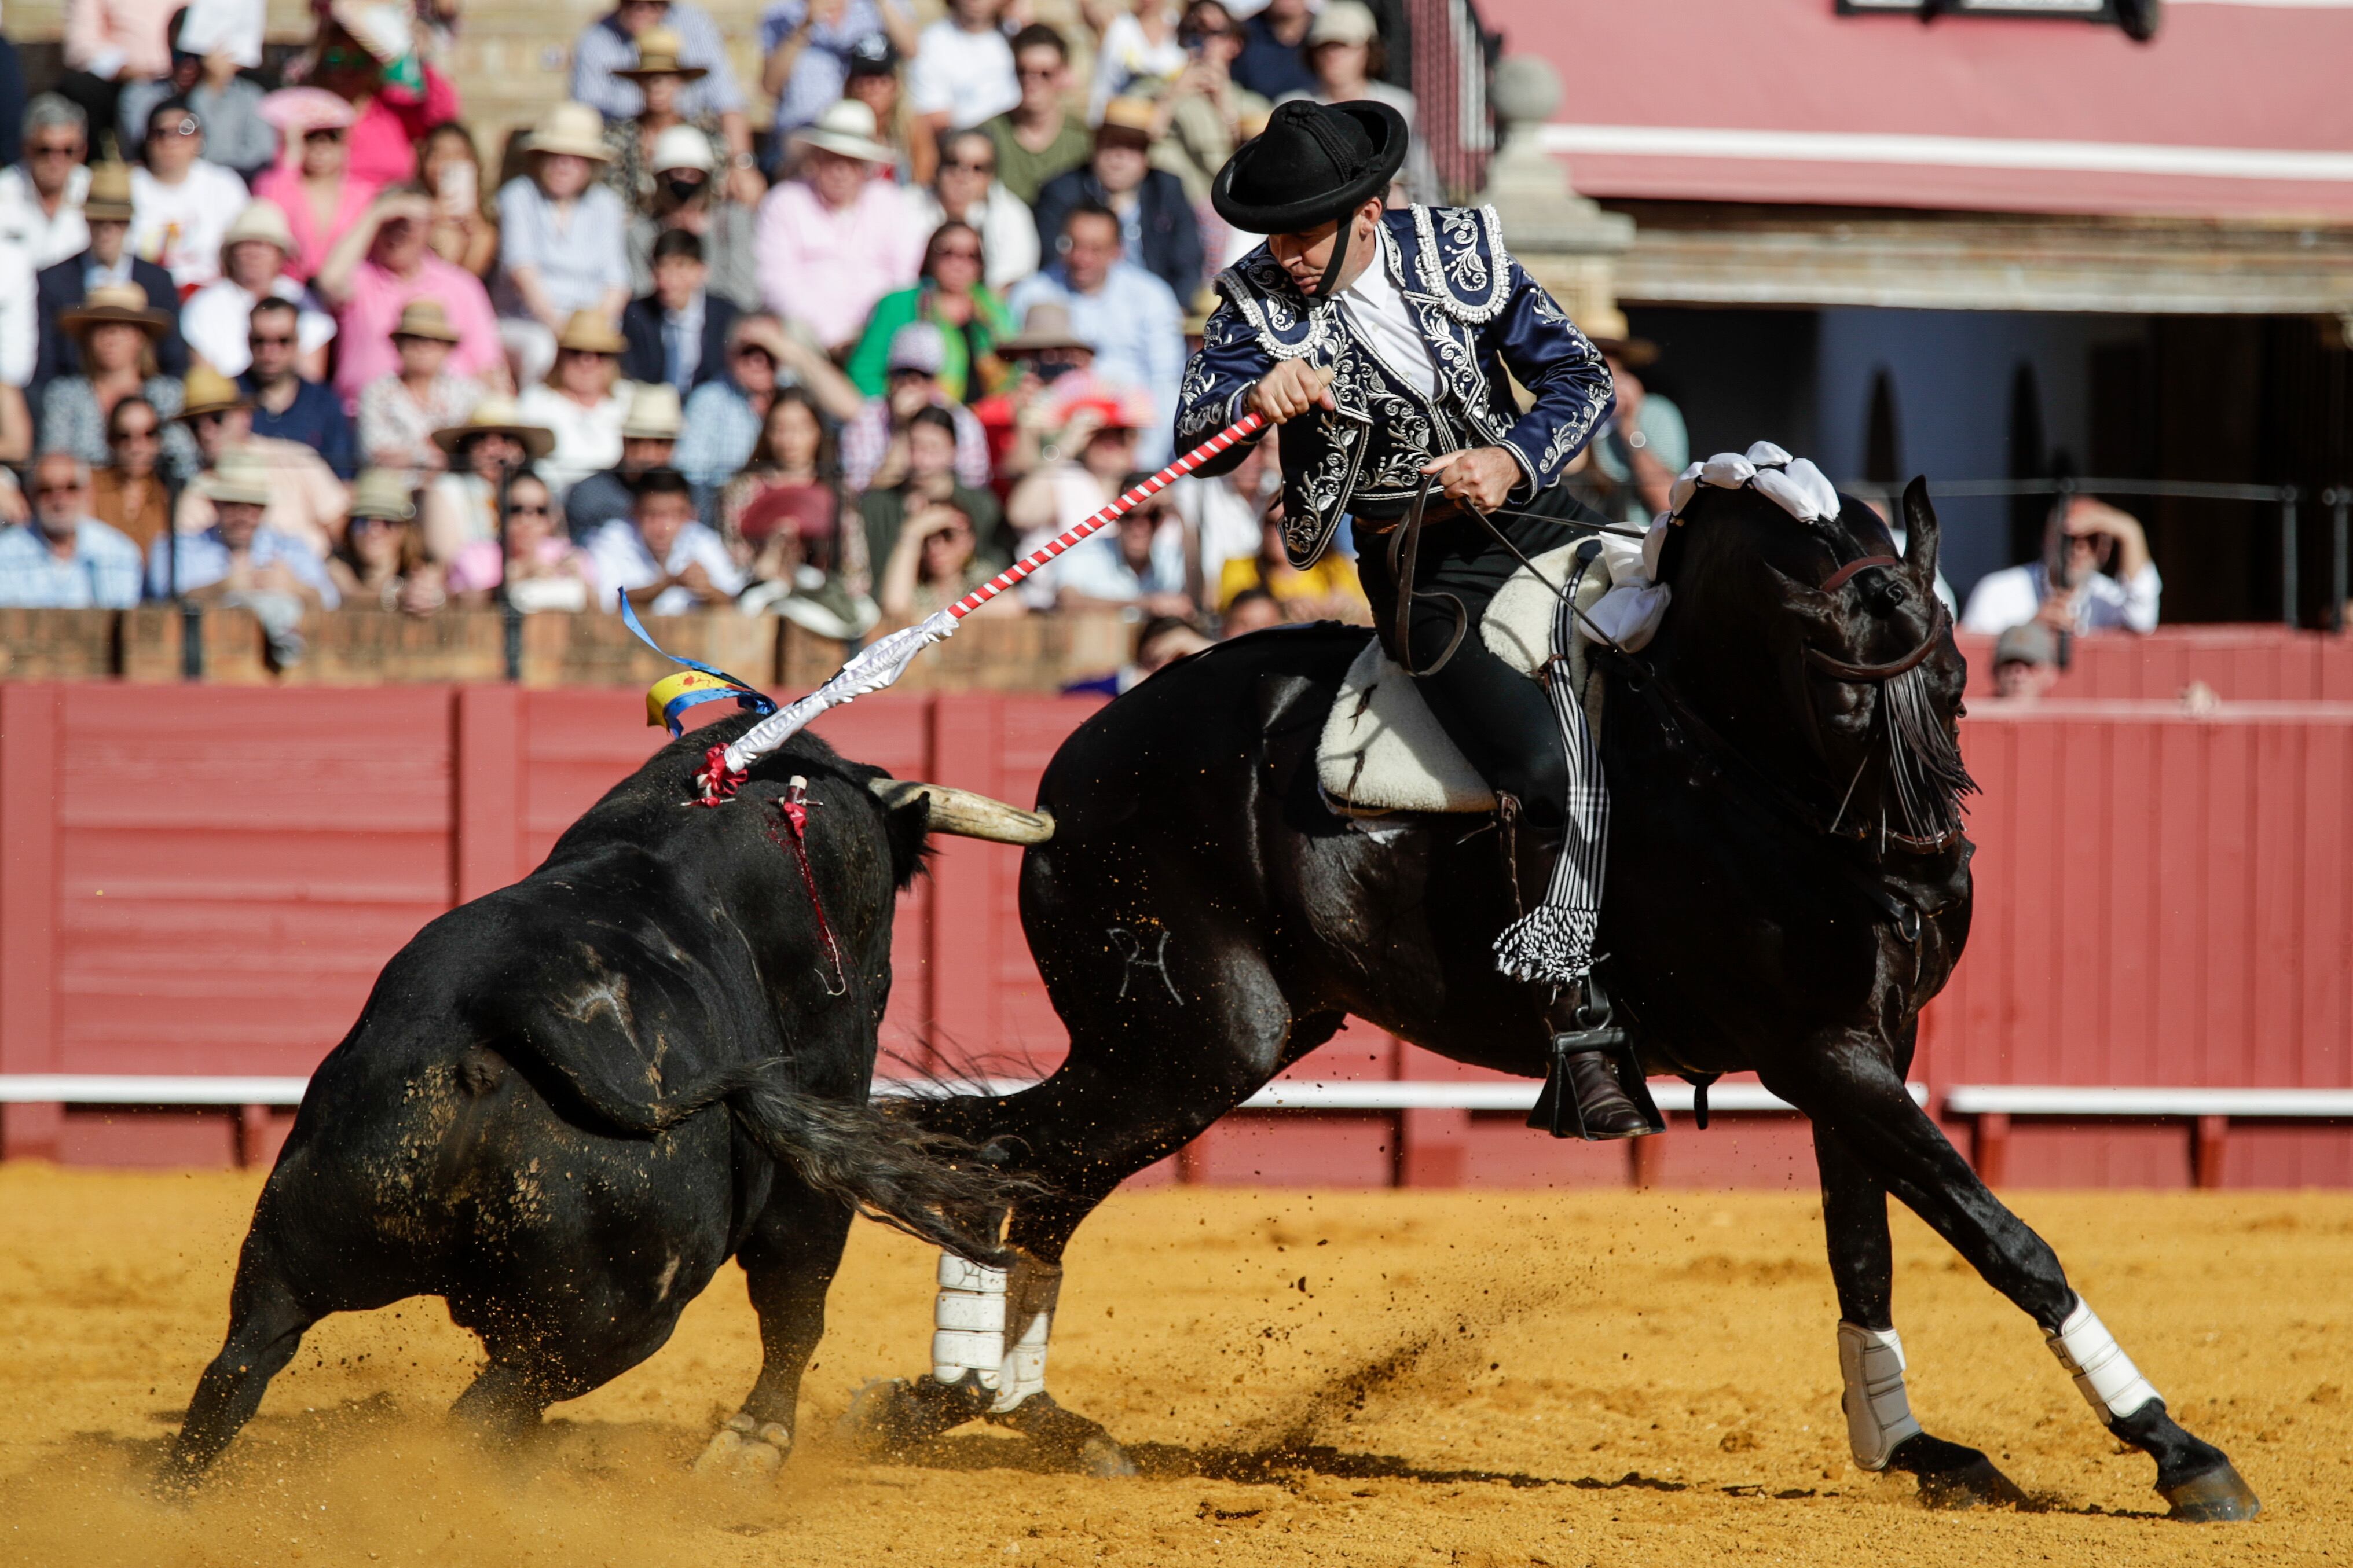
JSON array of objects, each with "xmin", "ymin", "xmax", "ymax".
[
  {"xmin": 1769, "ymin": 1035, "xmax": 2260, "ymax": 1522},
  {"xmin": 1813, "ymin": 1119, "xmax": 2025, "ymax": 1508}
]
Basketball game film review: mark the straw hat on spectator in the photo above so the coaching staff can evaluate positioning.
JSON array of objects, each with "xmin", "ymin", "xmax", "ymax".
[
  {"xmin": 59, "ymin": 281, "xmax": 168, "ymax": 339},
  {"xmin": 789, "ymin": 100, "xmax": 893, "ymax": 165},
  {"xmin": 390, "ymin": 298, "xmax": 461, "ymax": 344},
  {"xmin": 554, "ymin": 310, "xmax": 628, "ymax": 357},
  {"xmin": 199, "ymin": 454, "xmax": 274, "ymax": 508},
  {"xmin": 218, "ymin": 201, "xmax": 296, "ymax": 271},
  {"xmin": 81, "ymin": 162, "xmax": 135, "ymax": 223},
  {"xmin": 617, "ymin": 27, "xmax": 706, "ymax": 83},
  {"xmin": 523, "ymin": 102, "xmax": 616, "ymax": 163},
  {"xmin": 621, "ymin": 383, "xmax": 684, "ymax": 440},
  {"xmin": 349, "ymin": 469, "xmax": 418, "ymax": 522},
  {"xmin": 997, "ymin": 302, "xmax": 1090, "ymax": 355},
  {"xmin": 1306, "ymin": 0, "xmax": 1380, "ymax": 47},
  {"xmin": 1095, "ymin": 97, "xmax": 1156, "ymax": 147},
  {"xmin": 1580, "ymin": 304, "xmax": 1658, "ymax": 368},
  {"xmin": 651, "ymin": 124, "xmax": 715, "ymax": 174},
  {"xmin": 431, "ymin": 397, "xmax": 556, "ymax": 458},
  {"xmin": 174, "ymin": 366, "xmax": 252, "ymax": 421}
]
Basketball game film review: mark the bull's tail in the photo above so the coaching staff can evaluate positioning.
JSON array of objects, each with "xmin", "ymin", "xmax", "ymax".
[
  {"xmin": 489, "ymin": 1037, "xmax": 1019, "ymax": 1264},
  {"xmin": 720, "ymin": 1070, "xmax": 1025, "ymax": 1264}
]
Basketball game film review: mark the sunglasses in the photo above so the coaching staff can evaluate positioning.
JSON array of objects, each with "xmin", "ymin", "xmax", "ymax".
[
  {"xmin": 941, "ymin": 158, "xmax": 995, "ymax": 175},
  {"xmin": 30, "ymin": 142, "xmax": 80, "ymax": 158},
  {"xmin": 508, "ymin": 505, "xmax": 552, "ymax": 519},
  {"xmin": 250, "ymin": 333, "xmax": 296, "ymax": 347},
  {"xmin": 933, "ymin": 245, "xmax": 983, "ymax": 262},
  {"xmin": 305, "ymin": 127, "xmax": 347, "ymax": 144},
  {"xmin": 1016, "ymin": 65, "xmax": 1060, "ymax": 80},
  {"xmin": 34, "ymin": 483, "xmax": 84, "ymax": 497},
  {"xmin": 151, "ymin": 116, "xmax": 201, "ymax": 139},
  {"xmin": 350, "ymin": 514, "xmax": 400, "ymax": 530},
  {"xmin": 112, "ymin": 425, "xmax": 159, "ymax": 441}
]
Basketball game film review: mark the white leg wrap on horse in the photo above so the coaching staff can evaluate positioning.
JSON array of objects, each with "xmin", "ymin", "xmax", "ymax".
[
  {"xmin": 932, "ymin": 1251, "xmax": 1061, "ymax": 1413},
  {"xmin": 1836, "ymin": 1321, "xmax": 1924, "ymax": 1471},
  {"xmin": 2046, "ymin": 1295, "xmax": 2161, "ymax": 1425},
  {"xmin": 933, "ymin": 1254, "xmax": 1009, "ymax": 1392}
]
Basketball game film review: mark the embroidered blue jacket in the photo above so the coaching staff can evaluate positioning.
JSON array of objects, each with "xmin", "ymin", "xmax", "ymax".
[{"xmin": 1175, "ymin": 204, "xmax": 1615, "ymax": 568}]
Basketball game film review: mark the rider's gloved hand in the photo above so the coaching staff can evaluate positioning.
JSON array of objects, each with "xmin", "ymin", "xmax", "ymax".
[{"xmin": 1248, "ymin": 362, "xmax": 1336, "ymax": 424}]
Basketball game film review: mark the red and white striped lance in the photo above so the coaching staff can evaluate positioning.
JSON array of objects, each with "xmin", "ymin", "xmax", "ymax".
[{"xmin": 697, "ymin": 411, "xmax": 1267, "ymax": 801}]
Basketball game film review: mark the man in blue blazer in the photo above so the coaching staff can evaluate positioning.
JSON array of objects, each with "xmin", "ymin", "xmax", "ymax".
[{"xmin": 620, "ymin": 229, "xmax": 739, "ymax": 394}]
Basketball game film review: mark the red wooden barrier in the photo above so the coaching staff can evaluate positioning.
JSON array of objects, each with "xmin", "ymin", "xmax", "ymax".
[{"xmin": 3, "ymin": 658, "xmax": 2351, "ymax": 1185}]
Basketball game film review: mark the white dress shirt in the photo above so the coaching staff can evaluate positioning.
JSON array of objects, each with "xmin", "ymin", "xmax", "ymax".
[
  {"xmin": 130, "ymin": 161, "xmax": 253, "ymax": 289},
  {"xmin": 1337, "ymin": 227, "xmax": 1438, "ymax": 399},
  {"xmin": 1960, "ymin": 561, "xmax": 2162, "ymax": 637},
  {"xmin": 180, "ymin": 275, "xmax": 337, "ymax": 377},
  {"xmin": 518, "ymin": 383, "xmax": 633, "ymax": 503},
  {"xmin": 587, "ymin": 517, "xmax": 746, "ymax": 617},
  {"xmin": 0, "ymin": 161, "xmax": 90, "ymax": 270}
]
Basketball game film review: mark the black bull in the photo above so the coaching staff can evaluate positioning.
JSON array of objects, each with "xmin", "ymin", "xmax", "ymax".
[
  {"xmin": 871, "ymin": 480, "xmax": 2260, "ymax": 1522},
  {"xmin": 166, "ymin": 726, "xmax": 1023, "ymax": 1484}
]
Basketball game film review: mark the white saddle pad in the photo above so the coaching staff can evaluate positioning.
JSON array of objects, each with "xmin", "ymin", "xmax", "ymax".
[{"xmin": 1316, "ymin": 544, "xmax": 1610, "ymax": 816}]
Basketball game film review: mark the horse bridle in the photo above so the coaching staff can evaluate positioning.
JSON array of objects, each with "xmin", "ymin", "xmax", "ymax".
[{"xmin": 1804, "ymin": 554, "xmax": 1950, "ymax": 685}]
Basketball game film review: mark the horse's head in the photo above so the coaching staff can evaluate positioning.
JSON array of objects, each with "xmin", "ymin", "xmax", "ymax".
[{"xmin": 1650, "ymin": 467, "xmax": 1974, "ymax": 851}]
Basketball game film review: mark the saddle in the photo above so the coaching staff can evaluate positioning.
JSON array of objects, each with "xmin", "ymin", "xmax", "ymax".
[{"xmin": 1316, "ymin": 542, "xmax": 1614, "ymax": 816}]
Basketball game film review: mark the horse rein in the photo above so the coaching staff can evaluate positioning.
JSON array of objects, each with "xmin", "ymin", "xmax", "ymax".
[{"xmin": 1806, "ymin": 555, "xmax": 1950, "ymax": 684}]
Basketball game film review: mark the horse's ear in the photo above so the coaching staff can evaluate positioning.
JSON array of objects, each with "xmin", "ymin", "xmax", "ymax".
[{"xmin": 1899, "ymin": 476, "xmax": 1940, "ymax": 587}]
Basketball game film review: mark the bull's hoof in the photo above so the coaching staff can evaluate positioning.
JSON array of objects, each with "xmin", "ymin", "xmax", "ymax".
[
  {"xmin": 2161, "ymin": 1461, "xmax": 2262, "ymax": 1522},
  {"xmin": 838, "ymin": 1376, "xmax": 992, "ymax": 1457},
  {"xmin": 1889, "ymin": 1434, "xmax": 2026, "ymax": 1511},
  {"xmin": 693, "ymin": 1413, "xmax": 790, "ymax": 1478}
]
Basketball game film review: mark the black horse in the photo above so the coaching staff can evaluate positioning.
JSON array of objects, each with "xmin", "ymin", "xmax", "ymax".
[{"xmin": 861, "ymin": 478, "xmax": 2259, "ymax": 1521}]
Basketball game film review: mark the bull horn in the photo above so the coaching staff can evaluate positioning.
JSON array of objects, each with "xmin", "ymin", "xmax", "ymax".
[{"xmin": 868, "ymin": 779, "xmax": 1055, "ymax": 845}]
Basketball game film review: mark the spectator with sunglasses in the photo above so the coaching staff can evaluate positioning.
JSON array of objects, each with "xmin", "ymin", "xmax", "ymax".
[
  {"xmin": 117, "ymin": 6, "xmax": 274, "ymax": 182},
  {"xmin": 168, "ymin": 365, "xmax": 349, "ymax": 557},
  {"xmin": 328, "ymin": 468, "xmax": 448, "ymax": 614},
  {"xmin": 910, "ymin": 128, "xmax": 1035, "ymax": 292},
  {"xmin": 0, "ymin": 451, "xmax": 146, "ymax": 609},
  {"xmin": 240, "ymin": 296, "xmax": 357, "ymax": 478},
  {"xmin": 0, "ymin": 96, "xmax": 96, "ymax": 272},
  {"xmin": 980, "ymin": 24, "xmax": 1090, "ymax": 206},
  {"xmin": 90, "ymin": 392, "xmax": 171, "ymax": 552},
  {"xmin": 129, "ymin": 101, "xmax": 250, "ymax": 290},
  {"xmin": 845, "ymin": 219, "xmax": 1014, "ymax": 403},
  {"xmin": 254, "ymin": 89, "xmax": 377, "ymax": 285},
  {"xmin": 1145, "ymin": 1, "xmax": 1267, "ymax": 208},
  {"xmin": 758, "ymin": 0, "xmax": 919, "ymax": 144},
  {"xmin": 447, "ymin": 467, "xmax": 599, "ymax": 613}
]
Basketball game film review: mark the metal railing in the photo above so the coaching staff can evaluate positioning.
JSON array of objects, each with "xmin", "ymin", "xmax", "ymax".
[{"xmin": 1835, "ymin": 476, "xmax": 2352, "ymax": 633}]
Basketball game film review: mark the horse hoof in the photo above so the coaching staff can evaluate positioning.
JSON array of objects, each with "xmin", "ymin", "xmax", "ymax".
[
  {"xmin": 1080, "ymin": 1434, "xmax": 1138, "ymax": 1479},
  {"xmin": 838, "ymin": 1376, "xmax": 990, "ymax": 1456},
  {"xmin": 694, "ymin": 1415, "xmax": 789, "ymax": 1478},
  {"xmin": 1914, "ymin": 1455, "xmax": 2027, "ymax": 1511},
  {"xmin": 2162, "ymin": 1462, "xmax": 2262, "ymax": 1522}
]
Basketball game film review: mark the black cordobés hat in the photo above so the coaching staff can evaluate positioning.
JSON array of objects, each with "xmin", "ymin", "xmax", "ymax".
[{"xmin": 1211, "ymin": 98, "xmax": 1408, "ymax": 236}]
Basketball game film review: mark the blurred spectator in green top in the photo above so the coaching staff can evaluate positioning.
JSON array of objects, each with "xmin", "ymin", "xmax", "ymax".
[{"xmin": 846, "ymin": 220, "xmax": 1013, "ymax": 403}]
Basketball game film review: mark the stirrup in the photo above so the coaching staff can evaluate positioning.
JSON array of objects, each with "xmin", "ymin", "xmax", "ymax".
[{"xmin": 1527, "ymin": 974, "xmax": 1665, "ymax": 1140}]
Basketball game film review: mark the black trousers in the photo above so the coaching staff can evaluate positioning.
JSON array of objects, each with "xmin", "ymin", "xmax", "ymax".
[{"xmin": 1351, "ymin": 486, "xmax": 1612, "ymax": 832}]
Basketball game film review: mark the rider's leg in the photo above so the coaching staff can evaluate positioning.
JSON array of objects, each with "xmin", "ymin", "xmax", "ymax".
[{"xmin": 1354, "ymin": 506, "xmax": 1652, "ymax": 1137}]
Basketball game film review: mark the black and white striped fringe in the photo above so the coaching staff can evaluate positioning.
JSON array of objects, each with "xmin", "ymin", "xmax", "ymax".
[{"xmin": 1491, "ymin": 579, "xmax": 1608, "ymax": 985}]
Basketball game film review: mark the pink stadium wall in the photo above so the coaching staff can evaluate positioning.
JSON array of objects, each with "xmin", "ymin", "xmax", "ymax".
[{"xmin": 3, "ymin": 632, "xmax": 2351, "ymax": 1186}]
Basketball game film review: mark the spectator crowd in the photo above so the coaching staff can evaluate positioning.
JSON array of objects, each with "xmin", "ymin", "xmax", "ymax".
[{"xmin": 0, "ymin": 0, "xmax": 1450, "ymax": 671}]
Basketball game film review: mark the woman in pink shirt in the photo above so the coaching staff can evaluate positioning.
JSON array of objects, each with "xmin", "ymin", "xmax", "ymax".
[
  {"xmin": 253, "ymin": 88, "xmax": 379, "ymax": 282},
  {"xmin": 297, "ymin": 2, "xmax": 461, "ymax": 189}
]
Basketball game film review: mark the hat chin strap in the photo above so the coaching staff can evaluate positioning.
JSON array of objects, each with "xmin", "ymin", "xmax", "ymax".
[{"xmin": 1313, "ymin": 214, "xmax": 1354, "ymax": 304}]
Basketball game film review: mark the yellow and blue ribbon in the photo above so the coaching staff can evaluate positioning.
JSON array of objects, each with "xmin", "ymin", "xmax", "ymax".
[{"xmin": 619, "ymin": 592, "xmax": 779, "ymax": 737}]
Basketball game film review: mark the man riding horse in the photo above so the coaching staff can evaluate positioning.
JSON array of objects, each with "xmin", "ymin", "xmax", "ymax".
[{"xmin": 1175, "ymin": 98, "xmax": 1650, "ymax": 1139}]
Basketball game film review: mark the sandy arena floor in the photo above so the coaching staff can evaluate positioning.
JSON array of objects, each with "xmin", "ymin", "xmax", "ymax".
[{"xmin": 1, "ymin": 1166, "xmax": 2346, "ymax": 1566}]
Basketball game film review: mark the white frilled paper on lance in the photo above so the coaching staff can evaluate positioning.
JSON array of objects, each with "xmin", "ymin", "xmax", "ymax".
[{"xmin": 720, "ymin": 609, "xmax": 959, "ymax": 774}]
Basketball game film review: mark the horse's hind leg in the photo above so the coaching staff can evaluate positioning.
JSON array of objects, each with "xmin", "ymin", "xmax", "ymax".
[
  {"xmin": 1773, "ymin": 1038, "xmax": 2259, "ymax": 1521},
  {"xmin": 1813, "ymin": 1120, "xmax": 2025, "ymax": 1509},
  {"xmin": 162, "ymin": 1236, "xmax": 321, "ymax": 1488}
]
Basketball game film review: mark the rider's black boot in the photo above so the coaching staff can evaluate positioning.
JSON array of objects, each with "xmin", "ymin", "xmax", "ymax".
[{"xmin": 1527, "ymin": 976, "xmax": 1663, "ymax": 1141}]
